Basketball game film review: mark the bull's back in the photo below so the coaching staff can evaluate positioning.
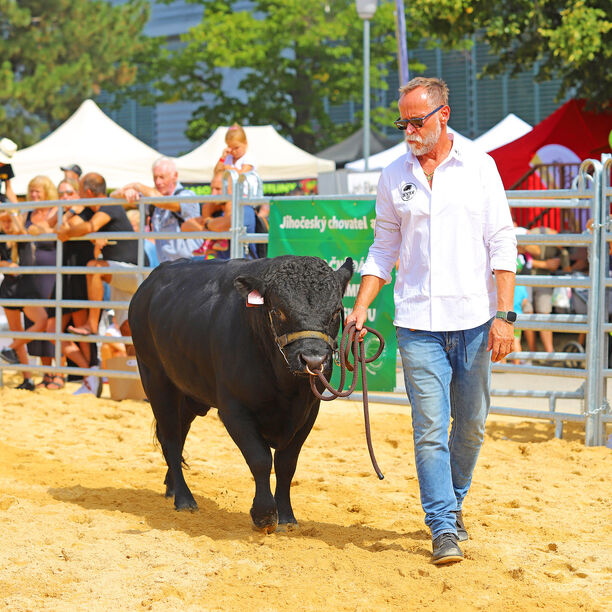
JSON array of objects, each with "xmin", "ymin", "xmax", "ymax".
[{"xmin": 129, "ymin": 258, "xmax": 266, "ymax": 401}]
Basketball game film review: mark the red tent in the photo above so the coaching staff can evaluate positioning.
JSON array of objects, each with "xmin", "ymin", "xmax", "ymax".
[
  {"xmin": 489, "ymin": 99, "xmax": 612, "ymax": 230},
  {"xmin": 489, "ymin": 99, "xmax": 612, "ymax": 190}
]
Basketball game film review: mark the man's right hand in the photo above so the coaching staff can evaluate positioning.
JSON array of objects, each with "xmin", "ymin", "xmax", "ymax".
[{"xmin": 346, "ymin": 304, "xmax": 368, "ymax": 340}]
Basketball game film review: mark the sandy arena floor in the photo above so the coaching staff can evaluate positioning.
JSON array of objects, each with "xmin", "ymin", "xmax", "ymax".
[{"xmin": 0, "ymin": 373, "xmax": 610, "ymax": 611}]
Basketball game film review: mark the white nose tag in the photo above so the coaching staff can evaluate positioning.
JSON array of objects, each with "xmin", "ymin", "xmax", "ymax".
[{"xmin": 247, "ymin": 290, "xmax": 264, "ymax": 306}]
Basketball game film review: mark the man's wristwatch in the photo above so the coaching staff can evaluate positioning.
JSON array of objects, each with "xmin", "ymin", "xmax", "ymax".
[{"xmin": 495, "ymin": 310, "xmax": 517, "ymax": 324}]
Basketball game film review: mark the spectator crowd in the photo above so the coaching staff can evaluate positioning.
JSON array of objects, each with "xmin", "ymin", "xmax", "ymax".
[
  {"xmin": 0, "ymin": 126, "xmax": 267, "ymax": 393},
  {"xmin": 0, "ymin": 127, "xmax": 607, "ymax": 393}
]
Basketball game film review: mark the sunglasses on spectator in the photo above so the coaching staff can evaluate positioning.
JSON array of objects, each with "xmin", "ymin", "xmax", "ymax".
[
  {"xmin": 59, "ymin": 189, "xmax": 75, "ymax": 196},
  {"xmin": 393, "ymin": 105, "xmax": 444, "ymax": 130}
]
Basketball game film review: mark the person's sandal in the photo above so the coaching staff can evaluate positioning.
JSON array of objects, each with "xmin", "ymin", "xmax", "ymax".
[
  {"xmin": 45, "ymin": 375, "xmax": 65, "ymax": 390},
  {"xmin": 36, "ymin": 373, "xmax": 53, "ymax": 389}
]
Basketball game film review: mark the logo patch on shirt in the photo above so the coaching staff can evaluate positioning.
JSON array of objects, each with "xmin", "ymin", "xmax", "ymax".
[{"xmin": 400, "ymin": 182, "xmax": 417, "ymax": 201}]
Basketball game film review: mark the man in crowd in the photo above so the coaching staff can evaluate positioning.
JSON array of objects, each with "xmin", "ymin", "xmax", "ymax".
[
  {"xmin": 346, "ymin": 77, "xmax": 516, "ymax": 565},
  {"xmin": 110, "ymin": 157, "xmax": 202, "ymax": 262},
  {"xmin": 60, "ymin": 164, "xmax": 83, "ymax": 182},
  {"xmin": 181, "ymin": 170, "xmax": 259, "ymax": 259},
  {"xmin": 57, "ymin": 173, "xmax": 141, "ymax": 392}
]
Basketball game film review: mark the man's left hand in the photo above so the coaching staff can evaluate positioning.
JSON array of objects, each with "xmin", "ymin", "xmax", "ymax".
[
  {"xmin": 487, "ymin": 318, "xmax": 515, "ymax": 362},
  {"xmin": 123, "ymin": 187, "xmax": 141, "ymax": 203}
]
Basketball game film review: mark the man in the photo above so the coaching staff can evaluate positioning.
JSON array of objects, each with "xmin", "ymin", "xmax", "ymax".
[
  {"xmin": 346, "ymin": 77, "xmax": 516, "ymax": 565},
  {"xmin": 181, "ymin": 170, "xmax": 259, "ymax": 259},
  {"xmin": 110, "ymin": 157, "xmax": 202, "ymax": 262},
  {"xmin": 60, "ymin": 164, "xmax": 83, "ymax": 182},
  {"xmin": 0, "ymin": 137, "xmax": 18, "ymax": 203},
  {"xmin": 58, "ymin": 172, "xmax": 141, "ymax": 393}
]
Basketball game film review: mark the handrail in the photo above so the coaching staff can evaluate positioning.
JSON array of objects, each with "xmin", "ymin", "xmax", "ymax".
[{"xmin": 0, "ymin": 164, "xmax": 609, "ymax": 446}]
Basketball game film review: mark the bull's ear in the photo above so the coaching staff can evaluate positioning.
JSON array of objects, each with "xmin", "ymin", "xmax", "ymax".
[
  {"xmin": 234, "ymin": 275, "xmax": 266, "ymax": 299},
  {"xmin": 334, "ymin": 257, "xmax": 354, "ymax": 293}
]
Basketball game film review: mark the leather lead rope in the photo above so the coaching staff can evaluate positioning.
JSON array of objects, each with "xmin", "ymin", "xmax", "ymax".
[{"xmin": 309, "ymin": 320, "xmax": 385, "ymax": 480}]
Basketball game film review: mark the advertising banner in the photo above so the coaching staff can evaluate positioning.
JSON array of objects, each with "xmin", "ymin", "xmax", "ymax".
[
  {"xmin": 186, "ymin": 178, "xmax": 318, "ymax": 197},
  {"xmin": 268, "ymin": 199, "xmax": 396, "ymax": 391}
]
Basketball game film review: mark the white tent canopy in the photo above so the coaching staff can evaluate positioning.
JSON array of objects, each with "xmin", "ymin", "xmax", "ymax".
[
  {"xmin": 345, "ymin": 126, "xmax": 472, "ymax": 171},
  {"xmin": 473, "ymin": 113, "xmax": 532, "ymax": 153},
  {"xmin": 11, "ymin": 99, "xmax": 165, "ymax": 194},
  {"xmin": 175, "ymin": 125, "xmax": 335, "ymax": 182}
]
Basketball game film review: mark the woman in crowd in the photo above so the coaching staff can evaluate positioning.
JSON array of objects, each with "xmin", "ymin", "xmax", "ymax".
[
  {"xmin": 24, "ymin": 175, "xmax": 59, "ymax": 384},
  {"xmin": 0, "ymin": 210, "xmax": 48, "ymax": 390},
  {"xmin": 186, "ymin": 169, "xmax": 260, "ymax": 260},
  {"xmin": 43, "ymin": 178, "xmax": 95, "ymax": 389}
]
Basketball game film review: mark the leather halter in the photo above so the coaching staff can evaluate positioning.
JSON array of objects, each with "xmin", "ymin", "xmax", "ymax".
[{"xmin": 268, "ymin": 311, "xmax": 336, "ymax": 351}]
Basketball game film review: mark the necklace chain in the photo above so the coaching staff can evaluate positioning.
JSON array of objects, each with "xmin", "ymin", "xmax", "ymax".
[{"xmin": 425, "ymin": 169, "xmax": 435, "ymax": 180}]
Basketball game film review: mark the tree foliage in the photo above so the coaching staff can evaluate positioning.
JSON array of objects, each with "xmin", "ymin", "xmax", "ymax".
[
  {"xmin": 416, "ymin": 0, "xmax": 612, "ymax": 109},
  {"xmin": 145, "ymin": 0, "xmax": 409, "ymax": 152},
  {"xmin": 0, "ymin": 0, "xmax": 156, "ymax": 146}
]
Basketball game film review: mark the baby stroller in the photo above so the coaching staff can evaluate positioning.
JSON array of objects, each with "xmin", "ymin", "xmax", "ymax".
[{"xmin": 561, "ymin": 275, "xmax": 612, "ymax": 368}]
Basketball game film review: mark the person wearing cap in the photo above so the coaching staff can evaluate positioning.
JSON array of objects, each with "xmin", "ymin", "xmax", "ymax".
[
  {"xmin": 0, "ymin": 138, "xmax": 18, "ymax": 204},
  {"xmin": 109, "ymin": 157, "xmax": 202, "ymax": 262},
  {"xmin": 346, "ymin": 77, "xmax": 516, "ymax": 565},
  {"xmin": 60, "ymin": 164, "xmax": 83, "ymax": 182}
]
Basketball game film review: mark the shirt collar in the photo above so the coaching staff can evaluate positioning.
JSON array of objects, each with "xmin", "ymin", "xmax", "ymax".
[{"xmin": 404, "ymin": 133, "xmax": 464, "ymax": 173}]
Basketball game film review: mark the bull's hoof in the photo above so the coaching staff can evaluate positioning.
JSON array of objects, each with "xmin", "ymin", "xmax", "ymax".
[
  {"xmin": 252, "ymin": 522, "xmax": 277, "ymax": 534},
  {"xmin": 174, "ymin": 494, "xmax": 198, "ymax": 512},
  {"xmin": 276, "ymin": 521, "xmax": 299, "ymax": 533},
  {"xmin": 278, "ymin": 513, "xmax": 298, "ymax": 527},
  {"xmin": 175, "ymin": 504, "xmax": 199, "ymax": 513},
  {"xmin": 250, "ymin": 508, "xmax": 278, "ymax": 534}
]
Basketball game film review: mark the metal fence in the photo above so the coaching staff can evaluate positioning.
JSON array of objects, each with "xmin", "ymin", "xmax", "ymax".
[{"xmin": 1, "ymin": 164, "xmax": 610, "ymax": 445}]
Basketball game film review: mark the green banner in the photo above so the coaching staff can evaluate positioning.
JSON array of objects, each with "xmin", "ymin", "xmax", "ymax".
[{"xmin": 268, "ymin": 199, "xmax": 396, "ymax": 392}]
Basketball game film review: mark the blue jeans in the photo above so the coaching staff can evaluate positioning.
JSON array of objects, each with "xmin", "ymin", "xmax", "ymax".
[{"xmin": 397, "ymin": 319, "xmax": 492, "ymax": 539}]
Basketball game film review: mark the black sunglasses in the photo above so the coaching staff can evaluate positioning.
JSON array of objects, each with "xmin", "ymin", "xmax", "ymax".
[{"xmin": 394, "ymin": 105, "xmax": 444, "ymax": 130}]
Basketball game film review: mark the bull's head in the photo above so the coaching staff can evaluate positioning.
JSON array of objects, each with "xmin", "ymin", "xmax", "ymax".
[{"xmin": 234, "ymin": 256, "xmax": 354, "ymax": 375}]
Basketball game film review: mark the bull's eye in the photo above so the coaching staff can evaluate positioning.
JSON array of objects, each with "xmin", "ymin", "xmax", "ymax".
[{"xmin": 271, "ymin": 308, "xmax": 287, "ymax": 322}]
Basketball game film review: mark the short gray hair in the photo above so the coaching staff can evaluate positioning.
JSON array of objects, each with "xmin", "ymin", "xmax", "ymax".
[
  {"xmin": 399, "ymin": 77, "xmax": 449, "ymax": 107},
  {"xmin": 152, "ymin": 156, "xmax": 177, "ymax": 173}
]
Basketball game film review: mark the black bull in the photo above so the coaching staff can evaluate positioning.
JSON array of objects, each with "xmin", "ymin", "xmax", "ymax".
[{"xmin": 129, "ymin": 255, "xmax": 353, "ymax": 533}]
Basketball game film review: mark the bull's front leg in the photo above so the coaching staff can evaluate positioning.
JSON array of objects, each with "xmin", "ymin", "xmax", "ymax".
[
  {"xmin": 218, "ymin": 402, "xmax": 278, "ymax": 533},
  {"xmin": 273, "ymin": 403, "xmax": 320, "ymax": 528}
]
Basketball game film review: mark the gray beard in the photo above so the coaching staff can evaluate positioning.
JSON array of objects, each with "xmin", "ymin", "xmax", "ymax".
[{"xmin": 406, "ymin": 119, "xmax": 442, "ymax": 156}]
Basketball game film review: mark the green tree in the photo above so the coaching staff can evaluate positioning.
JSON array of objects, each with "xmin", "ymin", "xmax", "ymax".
[
  {"xmin": 145, "ymin": 0, "xmax": 411, "ymax": 152},
  {"xmin": 415, "ymin": 0, "xmax": 612, "ymax": 109},
  {"xmin": 0, "ymin": 0, "xmax": 157, "ymax": 146}
]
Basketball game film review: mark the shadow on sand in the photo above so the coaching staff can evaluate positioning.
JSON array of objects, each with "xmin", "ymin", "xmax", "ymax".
[{"xmin": 48, "ymin": 484, "xmax": 430, "ymax": 556}]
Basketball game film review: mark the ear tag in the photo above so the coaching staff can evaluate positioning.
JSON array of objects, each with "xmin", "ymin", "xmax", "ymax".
[{"xmin": 246, "ymin": 290, "xmax": 264, "ymax": 307}]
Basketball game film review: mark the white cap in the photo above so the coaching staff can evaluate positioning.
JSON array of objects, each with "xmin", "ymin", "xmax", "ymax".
[{"xmin": 0, "ymin": 138, "xmax": 17, "ymax": 164}]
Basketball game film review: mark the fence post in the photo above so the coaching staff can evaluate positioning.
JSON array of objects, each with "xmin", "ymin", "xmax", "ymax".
[
  {"xmin": 54, "ymin": 206, "xmax": 64, "ymax": 369},
  {"xmin": 583, "ymin": 159, "xmax": 605, "ymax": 446},
  {"xmin": 224, "ymin": 170, "xmax": 241, "ymax": 260}
]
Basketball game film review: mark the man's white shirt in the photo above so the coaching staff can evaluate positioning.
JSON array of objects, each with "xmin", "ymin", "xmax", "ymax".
[{"xmin": 360, "ymin": 137, "xmax": 517, "ymax": 332}]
